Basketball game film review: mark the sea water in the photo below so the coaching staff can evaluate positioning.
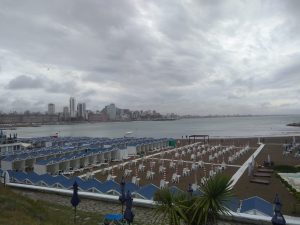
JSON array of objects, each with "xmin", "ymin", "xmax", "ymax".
[{"xmin": 7, "ymin": 115, "xmax": 300, "ymax": 139}]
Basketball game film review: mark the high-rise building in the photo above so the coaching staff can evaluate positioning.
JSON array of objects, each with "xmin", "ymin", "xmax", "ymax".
[
  {"xmin": 106, "ymin": 103, "xmax": 116, "ymax": 120},
  {"xmin": 69, "ymin": 97, "xmax": 76, "ymax": 118},
  {"xmin": 63, "ymin": 106, "xmax": 69, "ymax": 120},
  {"xmin": 77, "ymin": 102, "xmax": 87, "ymax": 120},
  {"xmin": 48, "ymin": 103, "xmax": 55, "ymax": 115}
]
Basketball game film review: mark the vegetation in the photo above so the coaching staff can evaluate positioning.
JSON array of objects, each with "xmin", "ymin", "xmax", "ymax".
[
  {"xmin": 274, "ymin": 165, "xmax": 300, "ymax": 173},
  {"xmin": 0, "ymin": 185, "xmax": 103, "ymax": 225},
  {"xmin": 154, "ymin": 188, "xmax": 188, "ymax": 225},
  {"xmin": 154, "ymin": 174, "xmax": 233, "ymax": 225}
]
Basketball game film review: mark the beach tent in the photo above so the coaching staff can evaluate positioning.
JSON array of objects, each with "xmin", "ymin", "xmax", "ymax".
[{"xmin": 240, "ymin": 196, "xmax": 273, "ymax": 217}]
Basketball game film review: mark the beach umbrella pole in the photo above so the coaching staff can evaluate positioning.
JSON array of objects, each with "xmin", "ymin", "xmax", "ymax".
[{"xmin": 74, "ymin": 206, "xmax": 76, "ymax": 224}]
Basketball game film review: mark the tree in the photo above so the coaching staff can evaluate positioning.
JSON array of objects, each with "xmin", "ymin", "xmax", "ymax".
[
  {"xmin": 154, "ymin": 188, "xmax": 188, "ymax": 225},
  {"xmin": 154, "ymin": 175, "xmax": 233, "ymax": 225},
  {"xmin": 190, "ymin": 174, "xmax": 233, "ymax": 225}
]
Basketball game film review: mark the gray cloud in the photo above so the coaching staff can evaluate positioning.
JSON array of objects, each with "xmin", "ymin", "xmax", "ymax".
[
  {"xmin": 6, "ymin": 75, "xmax": 79, "ymax": 95},
  {"xmin": 0, "ymin": 0, "xmax": 300, "ymax": 114},
  {"xmin": 7, "ymin": 75, "xmax": 43, "ymax": 89}
]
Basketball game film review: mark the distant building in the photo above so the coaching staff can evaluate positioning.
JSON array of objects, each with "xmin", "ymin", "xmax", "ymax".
[
  {"xmin": 69, "ymin": 97, "xmax": 76, "ymax": 118},
  {"xmin": 77, "ymin": 103, "xmax": 87, "ymax": 120},
  {"xmin": 63, "ymin": 106, "xmax": 69, "ymax": 120},
  {"xmin": 106, "ymin": 103, "xmax": 117, "ymax": 120},
  {"xmin": 48, "ymin": 103, "xmax": 55, "ymax": 115},
  {"xmin": 88, "ymin": 112, "xmax": 108, "ymax": 122}
]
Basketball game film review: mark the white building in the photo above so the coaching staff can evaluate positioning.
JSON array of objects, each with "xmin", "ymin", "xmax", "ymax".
[
  {"xmin": 48, "ymin": 103, "xmax": 55, "ymax": 115},
  {"xmin": 107, "ymin": 103, "xmax": 116, "ymax": 120},
  {"xmin": 69, "ymin": 97, "xmax": 76, "ymax": 118}
]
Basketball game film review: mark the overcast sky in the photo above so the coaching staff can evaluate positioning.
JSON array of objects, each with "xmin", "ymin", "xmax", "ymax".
[{"xmin": 0, "ymin": 0, "xmax": 300, "ymax": 115}]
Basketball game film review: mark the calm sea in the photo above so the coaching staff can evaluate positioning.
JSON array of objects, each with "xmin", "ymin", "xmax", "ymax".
[{"xmin": 6, "ymin": 115, "xmax": 300, "ymax": 139}]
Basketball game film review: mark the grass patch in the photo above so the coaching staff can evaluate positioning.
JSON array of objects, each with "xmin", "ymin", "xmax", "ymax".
[
  {"xmin": 274, "ymin": 165, "xmax": 300, "ymax": 173},
  {"xmin": 0, "ymin": 185, "xmax": 103, "ymax": 225}
]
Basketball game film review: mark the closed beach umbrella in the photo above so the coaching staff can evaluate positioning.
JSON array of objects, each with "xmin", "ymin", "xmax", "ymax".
[
  {"xmin": 268, "ymin": 154, "xmax": 271, "ymax": 164},
  {"xmin": 71, "ymin": 181, "xmax": 80, "ymax": 224},
  {"xmin": 248, "ymin": 162, "xmax": 252, "ymax": 176},
  {"xmin": 251, "ymin": 156, "xmax": 255, "ymax": 168},
  {"xmin": 271, "ymin": 194, "xmax": 286, "ymax": 225},
  {"xmin": 119, "ymin": 176, "xmax": 126, "ymax": 214},
  {"xmin": 124, "ymin": 191, "xmax": 134, "ymax": 225},
  {"xmin": 187, "ymin": 183, "xmax": 193, "ymax": 197}
]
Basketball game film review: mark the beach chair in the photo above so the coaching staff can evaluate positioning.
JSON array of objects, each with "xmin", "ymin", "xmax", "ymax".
[
  {"xmin": 124, "ymin": 169, "xmax": 132, "ymax": 177},
  {"xmin": 159, "ymin": 179, "xmax": 169, "ymax": 189},
  {"xmin": 171, "ymin": 173, "xmax": 180, "ymax": 183},
  {"xmin": 169, "ymin": 161, "xmax": 175, "ymax": 169},
  {"xmin": 138, "ymin": 164, "xmax": 145, "ymax": 172},
  {"xmin": 201, "ymin": 177, "xmax": 206, "ymax": 185},
  {"xmin": 146, "ymin": 171, "xmax": 151, "ymax": 180},
  {"xmin": 132, "ymin": 176, "xmax": 140, "ymax": 186},
  {"xmin": 182, "ymin": 168, "xmax": 190, "ymax": 177},
  {"xmin": 159, "ymin": 165, "xmax": 165, "ymax": 174},
  {"xmin": 146, "ymin": 171, "xmax": 154, "ymax": 180},
  {"xmin": 107, "ymin": 174, "xmax": 116, "ymax": 181},
  {"xmin": 191, "ymin": 163, "xmax": 198, "ymax": 171}
]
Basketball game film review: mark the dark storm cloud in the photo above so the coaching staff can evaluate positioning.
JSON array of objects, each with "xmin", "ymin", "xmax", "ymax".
[{"xmin": 0, "ymin": 0, "xmax": 300, "ymax": 114}]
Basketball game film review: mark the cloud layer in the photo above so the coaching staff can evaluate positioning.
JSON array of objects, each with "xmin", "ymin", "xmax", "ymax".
[{"xmin": 0, "ymin": 0, "xmax": 300, "ymax": 114}]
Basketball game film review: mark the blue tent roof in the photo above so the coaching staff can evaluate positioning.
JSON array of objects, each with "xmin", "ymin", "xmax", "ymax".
[
  {"xmin": 192, "ymin": 189, "xmax": 203, "ymax": 196},
  {"xmin": 135, "ymin": 184, "xmax": 159, "ymax": 200},
  {"xmin": 224, "ymin": 197, "xmax": 240, "ymax": 212},
  {"xmin": 125, "ymin": 182, "xmax": 139, "ymax": 193},
  {"xmin": 26, "ymin": 172, "xmax": 42, "ymax": 184},
  {"xmin": 169, "ymin": 186, "xmax": 183, "ymax": 195},
  {"xmin": 101, "ymin": 180, "xmax": 120, "ymax": 193},
  {"xmin": 77, "ymin": 178, "xmax": 102, "ymax": 191},
  {"xmin": 240, "ymin": 196, "xmax": 273, "ymax": 217},
  {"xmin": 9, "ymin": 171, "xmax": 27, "ymax": 182}
]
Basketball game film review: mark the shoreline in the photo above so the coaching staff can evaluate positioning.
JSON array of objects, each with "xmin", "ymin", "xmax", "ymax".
[{"xmin": 287, "ymin": 122, "xmax": 300, "ymax": 127}]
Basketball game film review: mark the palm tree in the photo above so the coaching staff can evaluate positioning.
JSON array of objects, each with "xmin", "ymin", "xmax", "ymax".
[
  {"xmin": 153, "ymin": 175, "xmax": 233, "ymax": 225},
  {"xmin": 153, "ymin": 188, "xmax": 188, "ymax": 225},
  {"xmin": 190, "ymin": 174, "xmax": 233, "ymax": 225}
]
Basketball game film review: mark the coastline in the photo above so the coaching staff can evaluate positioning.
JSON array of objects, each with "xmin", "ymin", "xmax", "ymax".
[{"xmin": 287, "ymin": 122, "xmax": 300, "ymax": 127}]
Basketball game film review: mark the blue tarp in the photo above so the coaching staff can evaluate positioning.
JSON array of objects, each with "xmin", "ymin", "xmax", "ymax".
[{"xmin": 104, "ymin": 214, "xmax": 123, "ymax": 221}]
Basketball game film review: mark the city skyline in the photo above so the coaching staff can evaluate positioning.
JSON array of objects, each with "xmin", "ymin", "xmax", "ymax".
[{"xmin": 0, "ymin": 1, "xmax": 300, "ymax": 115}]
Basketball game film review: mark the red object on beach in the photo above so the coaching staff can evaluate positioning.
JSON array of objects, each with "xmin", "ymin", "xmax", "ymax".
[{"xmin": 51, "ymin": 132, "xmax": 58, "ymax": 138}]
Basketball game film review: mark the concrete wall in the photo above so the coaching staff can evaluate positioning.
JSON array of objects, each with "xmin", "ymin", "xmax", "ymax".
[{"xmin": 7, "ymin": 183, "xmax": 289, "ymax": 225}]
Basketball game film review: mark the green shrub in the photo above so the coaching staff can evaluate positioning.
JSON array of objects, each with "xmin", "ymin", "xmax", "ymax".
[{"xmin": 274, "ymin": 165, "xmax": 300, "ymax": 173}]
